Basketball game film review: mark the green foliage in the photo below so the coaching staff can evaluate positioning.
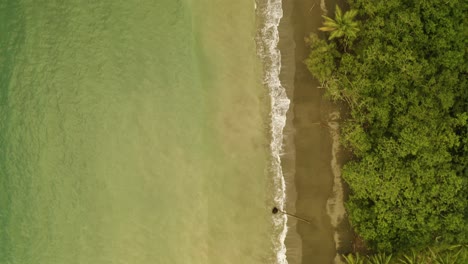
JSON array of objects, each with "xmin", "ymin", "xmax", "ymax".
[
  {"xmin": 342, "ymin": 245, "xmax": 467, "ymax": 264},
  {"xmin": 319, "ymin": 5, "xmax": 360, "ymax": 44},
  {"xmin": 306, "ymin": 0, "xmax": 468, "ymax": 253},
  {"xmin": 304, "ymin": 33, "xmax": 339, "ymax": 85},
  {"xmin": 428, "ymin": 245, "xmax": 466, "ymax": 264},
  {"xmin": 343, "ymin": 253, "xmax": 366, "ymax": 264},
  {"xmin": 368, "ymin": 253, "xmax": 392, "ymax": 264},
  {"xmin": 398, "ymin": 249, "xmax": 420, "ymax": 264}
]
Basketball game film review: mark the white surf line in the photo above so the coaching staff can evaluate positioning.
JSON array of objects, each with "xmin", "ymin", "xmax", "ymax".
[{"xmin": 255, "ymin": 0, "xmax": 290, "ymax": 263}]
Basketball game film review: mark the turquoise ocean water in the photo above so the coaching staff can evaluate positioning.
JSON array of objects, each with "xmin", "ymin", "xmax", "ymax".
[{"xmin": 0, "ymin": 0, "xmax": 289, "ymax": 263}]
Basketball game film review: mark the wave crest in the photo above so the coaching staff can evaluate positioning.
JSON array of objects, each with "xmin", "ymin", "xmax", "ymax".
[{"xmin": 255, "ymin": 0, "xmax": 290, "ymax": 263}]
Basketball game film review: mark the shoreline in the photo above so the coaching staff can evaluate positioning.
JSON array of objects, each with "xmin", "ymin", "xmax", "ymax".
[
  {"xmin": 254, "ymin": 0, "xmax": 292, "ymax": 263},
  {"xmin": 278, "ymin": 0, "xmax": 353, "ymax": 263},
  {"xmin": 278, "ymin": 0, "xmax": 302, "ymax": 263}
]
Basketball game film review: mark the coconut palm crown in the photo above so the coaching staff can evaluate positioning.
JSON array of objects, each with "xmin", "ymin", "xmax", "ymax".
[{"xmin": 319, "ymin": 5, "xmax": 359, "ymax": 41}]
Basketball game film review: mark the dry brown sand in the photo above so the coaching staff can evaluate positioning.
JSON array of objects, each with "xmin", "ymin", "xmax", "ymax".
[{"xmin": 278, "ymin": 0, "xmax": 353, "ymax": 263}]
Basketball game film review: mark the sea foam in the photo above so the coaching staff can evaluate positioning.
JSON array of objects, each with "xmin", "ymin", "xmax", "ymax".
[{"xmin": 255, "ymin": 0, "xmax": 290, "ymax": 263}]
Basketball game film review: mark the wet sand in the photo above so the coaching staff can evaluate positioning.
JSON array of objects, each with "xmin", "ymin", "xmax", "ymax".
[{"xmin": 278, "ymin": 0, "xmax": 353, "ymax": 263}]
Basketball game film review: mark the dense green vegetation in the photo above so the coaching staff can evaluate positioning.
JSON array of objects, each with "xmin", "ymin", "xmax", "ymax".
[
  {"xmin": 319, "ymin": 5, "xmax": 359, "ymax": 47},
  {"xmin": 305, "ymin": 0, "xmax": 468, "ymax": 253},
  {"xmin": 343, "ymin": 244, "xmax": 467, "ymax": 264}
]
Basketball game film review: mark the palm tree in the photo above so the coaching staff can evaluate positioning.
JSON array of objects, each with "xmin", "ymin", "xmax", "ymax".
[
  {"xmin": 368, "ymin": 253, "xmax": 393, "ymax": 264},
  {"xmin": 319, "ymin": 5, "xmax": 359, "ymax": 42},
  {"xmin": 343, "ymin": 253, "xmax": 365, "ymax": 264},
  {"xmin": 398, "ymin": 249, "xmax": 421, "ymax": 264},
  {"xmin": 428, "ymin": 246, "xmax": 464, "ymax": 264}
]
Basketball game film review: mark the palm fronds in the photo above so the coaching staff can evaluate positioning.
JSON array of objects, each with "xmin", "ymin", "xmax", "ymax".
[
  {"xmin": 398, "ymin": 249, "xmax": 419, "ymax": 264},
  {"xmin": 368, "ymin": 253, "xmax": 392, "ymax": 264},
  {"xmin": 343, "ymin": 245, "xmax": 467, "ymax": 264},
  {"xmin": 319, "ymin": 5, "xmax": 360, "ymax": 42},
  {"xmin": 343, "ymin": 253, "xmax": 366, "ymax": 264}
]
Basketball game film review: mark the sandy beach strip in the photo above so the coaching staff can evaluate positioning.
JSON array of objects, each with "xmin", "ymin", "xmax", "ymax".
[{"xmin": 278, "ymin": 0, "xmax": 353, "ymax": 263}]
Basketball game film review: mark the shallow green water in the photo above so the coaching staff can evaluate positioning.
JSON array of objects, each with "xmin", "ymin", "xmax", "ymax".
[{"xmin": 0, "ymin": 1, "xmax": 275, "ymax": 263}]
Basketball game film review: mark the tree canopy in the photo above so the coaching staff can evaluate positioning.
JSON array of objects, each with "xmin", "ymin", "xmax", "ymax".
[
  {"xmin": 306, "ymin": 0, "xmax": 468, "ymax": 252},
  {"xmin": 319, "ymin": 5, "xmax": 359, "ymax": 42}
]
